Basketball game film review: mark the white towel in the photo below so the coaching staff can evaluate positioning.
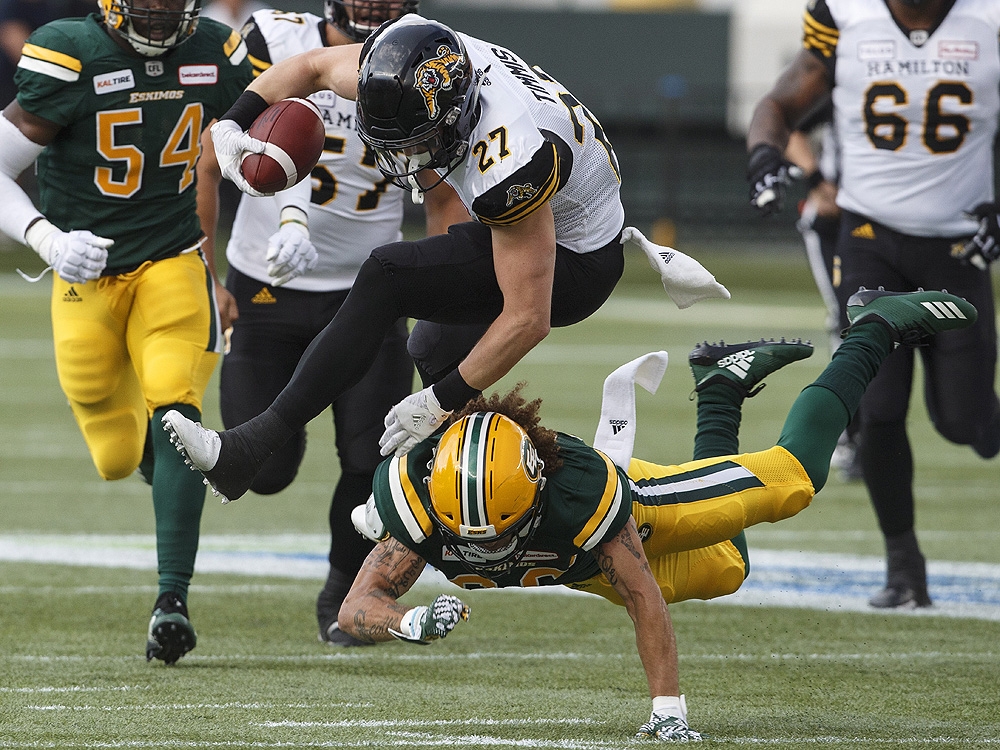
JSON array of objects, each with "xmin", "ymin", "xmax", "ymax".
[
  {"xmin": 621, "ymin": 226, "xmax": 731, "ymax": 309},
  {"xmin": 593, "ymin": 351, "xmax": 669, "ymax": 470}
]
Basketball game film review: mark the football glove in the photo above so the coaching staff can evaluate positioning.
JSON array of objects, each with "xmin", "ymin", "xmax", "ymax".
[
  {"xmin": 747, "ymin": 143, "xmax": 803, "ymax": 217},
  {"xmin": 957, "ymin": 202, "xmax": 1000, "ymax": 270},
  {"xmin": 379, "ymin": 385, "xmax": 452, "ymax": 457},
  {"xmin": 266, "ymin": 209, "xmax": 318, "ymax": 286},
  {"xmin": 211, "ymin": 118, "xmax": 268, "ymax": 198},
  {"xmin": 26, "ymin": 218, "xmax": 112, "ymax": 284},
  {"xmin": 388, "ymin": 594, "xmax": 470, "ymax": 644}
]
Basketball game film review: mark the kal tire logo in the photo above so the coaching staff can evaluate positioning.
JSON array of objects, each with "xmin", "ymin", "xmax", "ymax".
[{"xmin": 609, "ymin": 419, "xmax": 628, "ymax": 436}]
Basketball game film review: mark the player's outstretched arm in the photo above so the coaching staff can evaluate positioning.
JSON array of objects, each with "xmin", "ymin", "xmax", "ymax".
[
  {"xmin": 340, "ymin": 538, "xmax": 469, "ymax": 645},
  {"xmin": 248, "ymin": 44, "xmax": 364, "ymax": 103},
  {"xmin": 595, "ymin": 518, "xmax": 703, "ymax": 742}
]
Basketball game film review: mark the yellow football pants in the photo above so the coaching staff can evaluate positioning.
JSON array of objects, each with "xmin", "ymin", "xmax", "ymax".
[
  {"xmin": 569, "ymin": 446, "xmax": 814, "ymax": 605},
  {"xmin": 50, "ymin": 251, "xmax": 220, "ymax": 480}
]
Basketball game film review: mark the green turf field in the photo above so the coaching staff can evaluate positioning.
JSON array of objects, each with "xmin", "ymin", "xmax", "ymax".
[{"xmin": 1, "ymin": 239, "xmax": 998, "ymax": 748}]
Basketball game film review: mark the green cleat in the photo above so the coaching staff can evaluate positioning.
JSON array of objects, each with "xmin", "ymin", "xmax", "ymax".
[
  {"xmin": 146, "ymin": 593, "xmax": 197, "ymax": 665},
  {"xmin": 689, "ymin": 338, "xmax": 814, "ymax": 398},
  {"xmin": 845, "ymin": 287, "xmax": 977, "ymax": 346}
]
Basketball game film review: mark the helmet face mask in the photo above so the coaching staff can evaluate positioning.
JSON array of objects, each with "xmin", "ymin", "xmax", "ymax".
[
  {"xmin": 101, "ymin": 0, "xmax": 201, "ymax": 57},
  {"xmin": 324, "ymin": 0, "xmax": 418, "ymax": 43},
  {"xmin": 427, "ymin": 412, "xmax": 546, "ymax": 575},
  {"xmin": 356, "ymin": 16, "xmax": 481, "ymax": 194}
]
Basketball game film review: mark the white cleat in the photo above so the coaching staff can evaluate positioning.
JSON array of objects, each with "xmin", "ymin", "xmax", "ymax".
[{"xmin": 161, "ymin": 411, "xmax": 224, "ymax": 499}]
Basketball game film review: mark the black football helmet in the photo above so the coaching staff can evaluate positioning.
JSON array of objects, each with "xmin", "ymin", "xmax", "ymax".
[
  {"xmin": 356, "ymin": 15, "xmax": 482, "ymax": 194},
  {"xmin": 324, "ymin": 0, "xmax": 418, "ymax": 43}
]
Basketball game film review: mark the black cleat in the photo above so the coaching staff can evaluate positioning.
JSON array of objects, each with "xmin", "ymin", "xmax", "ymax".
[
  {"xmin": 845, "ymin": 287, "xmax": 977, "ymax": 346},
  {"xmin": 146, "ymin": 593, "xmax": 197, "ymax": 665},
  {"xmin": 689, "ymin": 338, "xmax": 814, "ymax": 398},
  {"xmin": 316, "ymin": 568, "xmax": 375, "ymax": 648}
]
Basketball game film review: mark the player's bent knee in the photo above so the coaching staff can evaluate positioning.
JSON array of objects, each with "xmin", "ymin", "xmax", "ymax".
[{"xmin": 71, "ymin": 405, "xmax": 145, "ymax": 480}]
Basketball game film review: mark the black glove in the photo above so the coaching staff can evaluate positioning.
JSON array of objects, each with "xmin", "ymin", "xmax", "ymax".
[
  {"xmin": 747, "ymin": 143, "xmax": 803, "ymax": 217},
  {"xmin": 957, "ymin": 202, "xmax": 1000, "ymax": 269}
]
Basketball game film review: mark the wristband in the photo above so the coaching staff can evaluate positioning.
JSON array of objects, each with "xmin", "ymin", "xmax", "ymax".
[
  {"xmin": 279, "ymin": 205, "xmax": 309, "ymax": 230},
  {"xmin": 221, "ymin": 90, "xmax": 270, "ymax": 131},
  {"xmin": 432, "ymin": 368, "xmax": 481, "ymax": 412},
  {"xmin": 804, "ymin": 170, "xmax": 825, "ymax": 191}
]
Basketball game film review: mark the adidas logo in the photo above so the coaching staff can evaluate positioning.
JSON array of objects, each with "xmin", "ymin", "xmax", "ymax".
[
  {"xmin": 62, "ymin": 287, "xmax": 82, "ymax": 302},
  {"xmin": 851, "ymin": 223, "xmax": 876, "ymax": 240},
  {"xmin": 251, "ymin": 287, "xmax": 277, "ymax": 304},
  {"xmin": 920, "ymin": 300, "xmax": 968, "ymax": 319},
  {"xmin": 716, "ymin": 350, "xmax": 754, "ymax": 380},
  {"xmin": 609, "ymin": 419, "xmax": 628, "ymax": 435}
]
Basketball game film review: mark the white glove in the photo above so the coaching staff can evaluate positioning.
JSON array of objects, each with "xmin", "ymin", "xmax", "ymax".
[
  {"xmin": 26, "ymin": 218, "xmax": 112, "ymax": 284},
  {"xmin": 379, "ymin": 385, "xmax": 452, "ymax": 457},
  {"xmin": 211, "ymin": 118, "xmax": 267, "ymax": 197},
  {"xmin": 266, "ymin": 208, "xmax": 318, "ymax": 286},
  {"xmin": 388, "ymin": 594, "xmax": 470, "ymax": 644},
  {"xmin": 635, "ymin": 697, "xmax": 702, "ymax": 742}
]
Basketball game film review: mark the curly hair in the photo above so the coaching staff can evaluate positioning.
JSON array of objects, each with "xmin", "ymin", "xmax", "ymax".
[{"xmin": 449, "ymin": 383, "xmax": 563, "ymax": 473}]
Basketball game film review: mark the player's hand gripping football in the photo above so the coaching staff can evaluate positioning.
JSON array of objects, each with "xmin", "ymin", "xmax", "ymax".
[
  {"xmin": 389, "ymin": 594, "xmax": 470, "ymax": 644},
  {"xmin": 746, "ymin": 143, "xmax": 804, "ymax": 217},
  {"xmin": 211, "ymin": 118, "xmax": 268, "ymax": 197},
  {"xmin": 958, "ymin": 202, "xmax": 1000, "ymax": 270},
  {"xmin": 379, "ymin": 385, "xmax": 452, "ymax": 457},
  {"xmin": 266, "ymin": 209, "xmax": 318, "ymax": 286},
  {"xmin": 25, "ymin": 218, "xmax": 112, "ymax": 284}
]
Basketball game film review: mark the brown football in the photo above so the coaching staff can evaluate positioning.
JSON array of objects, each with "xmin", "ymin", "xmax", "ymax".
[{"xmin": 240, "ymin": 97, "xmax": 325, "ymax": 193}]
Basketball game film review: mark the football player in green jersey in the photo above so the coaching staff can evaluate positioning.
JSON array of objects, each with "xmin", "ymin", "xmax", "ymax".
[
  {"xmin": 323, "ymin": 289, "xmax": 976, "ymax": 742},
  {"xmin": 0, "ymin": 0, "xmax": 252, "ymax": 663}
]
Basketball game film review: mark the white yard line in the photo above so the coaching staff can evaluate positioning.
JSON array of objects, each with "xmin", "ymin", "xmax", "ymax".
[{"xmin": 1, "ymin": 534, "xmax": 998, "ymax": 620}]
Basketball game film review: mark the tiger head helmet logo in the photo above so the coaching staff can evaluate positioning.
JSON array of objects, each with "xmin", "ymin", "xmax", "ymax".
[{"xmin": 414, "ymin": 44, "xmax": 467, "ymax": 120}]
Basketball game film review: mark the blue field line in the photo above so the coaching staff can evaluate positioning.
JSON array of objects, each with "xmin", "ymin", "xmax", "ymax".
[{"xmin": 1, "ymin": 534, "xmax": 998, "ymax": 620}]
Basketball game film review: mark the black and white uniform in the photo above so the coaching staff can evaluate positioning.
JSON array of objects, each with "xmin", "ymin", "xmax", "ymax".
[
  {"xmin": 222, "ymin": 9, "xmax": 413, "ymax": 574},
  {"xmin": 402, "ymin": 24, "xmax": 627, "ymax": 380},
  {"xmin": 803, "ymin": 0, "xmax": 1000, "ymax": 536},
  {"xmin": 265, "ymin": 23, "xmax": 628, "ymax": 428}
]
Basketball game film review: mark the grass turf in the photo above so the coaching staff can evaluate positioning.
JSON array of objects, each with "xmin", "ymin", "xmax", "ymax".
[{"xmin": 1, "ymin": 240, "xmax": 999, "ymax": 747}]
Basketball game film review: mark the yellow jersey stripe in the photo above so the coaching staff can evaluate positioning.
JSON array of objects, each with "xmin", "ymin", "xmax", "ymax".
[
  {"xmin": 21, "ymin": 43, "xmax": 82, "ymax": 73},
  {"xmin": 224, "ymin": 29, "xmax": 242, "ymax": 58},
  {"xmin": 479, "ymin": 143, "xmax": 560, "ymax": 227},
  {"xmin": 803, "ymin": 11, "xmax": 838, "ymax": 58},
  {"xmin": 574, "ymin": 451, "xmax": 624, "ymax": 551},
  {"xmin": 388, "ymin": 455, "xmax": 434, "ymax": 542},
  {"xmin": 249, "ymin": 53, "xmax": 271, "ymax": 77}
]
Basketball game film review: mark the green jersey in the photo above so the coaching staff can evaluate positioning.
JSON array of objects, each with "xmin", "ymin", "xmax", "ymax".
[
  {"xmin": 15, "ymin": 14, "xmax": 252, "ymax": 273},
  {"xmin": 373, "ymin": 433, "xmax": 632, "ymax": 589}
]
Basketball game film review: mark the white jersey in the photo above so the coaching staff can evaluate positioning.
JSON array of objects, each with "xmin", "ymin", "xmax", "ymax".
[
  {"xmin": 436, "ymin": 29, "xmax": 625, "ymax": 253},
  {"xmin": 805, "ymin": 0, "xmax": 1000, "ymax": 237},
  {"xmin": 226, "ymin": 10, "xmax": 405, "ymax": 291}
]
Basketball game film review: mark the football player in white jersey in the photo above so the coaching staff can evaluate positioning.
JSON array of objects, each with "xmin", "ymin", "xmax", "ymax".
[
  {"xmin": 169, "ymin": 14, "xmax": 630, "ymax": 499},
  {"xmin": 745, "ymin": 0, "xmax": 1000, "ymax": 608},
  {"xmin": 195, "ymin": 1, "xmax": 471, "ymax": 646}
]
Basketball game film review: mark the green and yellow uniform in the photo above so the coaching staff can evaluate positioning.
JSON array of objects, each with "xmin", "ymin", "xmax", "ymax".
[
  {"xmin": 14, "ymin": 14, "xmax": 251, "ymax": 605},
  {"xmin": 374, "ymin": 433, "xmax": 814, "ymax": 606},
  {"xmin": 15, "ymin": 13, "xmax": 251, "ymax": 481}
]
